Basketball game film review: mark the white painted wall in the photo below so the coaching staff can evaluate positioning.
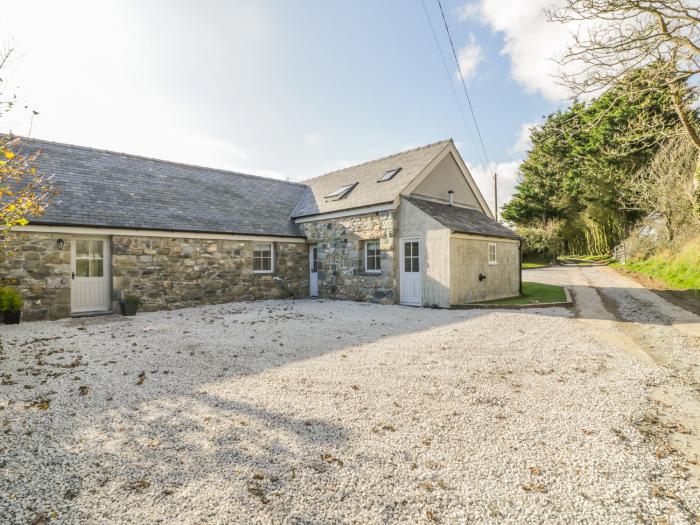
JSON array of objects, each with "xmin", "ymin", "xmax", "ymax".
[{"xmin": 398, "ymin": 197, "xmax": 451, "ymax": 308}]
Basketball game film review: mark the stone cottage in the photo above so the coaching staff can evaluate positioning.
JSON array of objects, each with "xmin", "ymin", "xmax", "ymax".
[{"xmin": 1, "ymin": 138, "xmax": 520, "ymax": 321}]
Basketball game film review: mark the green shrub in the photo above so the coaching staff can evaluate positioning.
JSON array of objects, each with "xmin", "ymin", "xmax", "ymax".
[
  {"xmin": 517, "ymin": 221, "xmax": 564, "ymax": 263},
  {"xmin": 0, "ymin": 287, "xmax": 23, "ymax": 313},
  {"xmin": 123, "ymin": 295, "xmax": 141, "ymax": 305}
]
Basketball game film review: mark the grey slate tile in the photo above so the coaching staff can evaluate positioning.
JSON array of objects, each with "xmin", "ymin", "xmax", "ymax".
[
  {"xmin": 17, "ymin": 138, "xmax": 307, "ymax": 237},
  {"xmin": 404, "ymin": 196, "xmax": 520, "ymax": 240}
]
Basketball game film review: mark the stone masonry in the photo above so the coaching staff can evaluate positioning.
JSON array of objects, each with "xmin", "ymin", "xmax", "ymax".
[
  {"xmin": 111, "ymin": 236, "xmax": 308, "ymax": 312},
  {"xmin": 0, "ymin": 232, "xmax": 71, "ymax": 321},
  {"xmin": 298, "ymin": 211, "xmax": 397, "ymax": 303},
  {"xmin": 0, "ymin": 232, "xmax": 308, "ymax": 321},
  {"xmin": 1, "ymin": 217, "xmax": 397, "ymax": 321}
]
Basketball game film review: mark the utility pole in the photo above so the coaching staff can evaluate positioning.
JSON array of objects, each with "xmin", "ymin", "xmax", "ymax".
[{"xmin": 493, "ymin": 172, "xmax": 498, "ymax": 222}]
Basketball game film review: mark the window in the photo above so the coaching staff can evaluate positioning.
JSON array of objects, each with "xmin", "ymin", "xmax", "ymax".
[
  {"xmin": 488, "ymin": 243, "xmax": 498, "ymax": 265},
  {"xmin": 365, "ymin": 241, "xmax": 381, "ymax": 273},
  {"xmin": 311, "ymin": 246, "xmax": 319, "ymax": 273},
  {"xmin": 404, "ymin": 241, "xmax": 419, "ymax": 273},
  {"xmin": 75, "ymin": 239, "xmax": 104, "ymax": 277},
  {"xmin": 253, "ymin": 243, "xmax": 273, "ymax": 273},
  {"xmin": 377, "ymin": 167, "xmax": 401, "ymax": 182},
  {"xmin": 325, "ymin": 182, "xmax": 358, "ymax": 201}
]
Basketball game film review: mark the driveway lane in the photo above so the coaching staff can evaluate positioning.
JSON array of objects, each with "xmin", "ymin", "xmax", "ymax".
[{"xmin": 528, "ymin": 265, "xmax": 700, "ymax": 488}]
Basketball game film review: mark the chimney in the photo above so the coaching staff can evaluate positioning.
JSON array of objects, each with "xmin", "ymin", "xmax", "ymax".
[{"xmin": 448, "ymin": 190, "xmax": 454, "ymax": 206}]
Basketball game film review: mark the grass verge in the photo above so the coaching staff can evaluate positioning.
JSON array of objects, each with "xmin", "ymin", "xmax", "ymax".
[
  {"xmin": 621, "ymin": 239, "xmax": 700, "ymax": 290},
  {"xmin": 476, "ymin": 281, "xmax": 567, "ymax": 305},
  {"xmin": 522, "ymin": 262, "xmax": 550, "ymax": 269},
  {"xmin": 557, "ymin": 254, "xmax": 614, "ymax": 265}
]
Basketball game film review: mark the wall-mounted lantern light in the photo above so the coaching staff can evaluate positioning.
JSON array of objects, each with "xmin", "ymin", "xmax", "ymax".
[{"xmin": 56, "ymin": 238, "xmax": 65, "ymax": 250}]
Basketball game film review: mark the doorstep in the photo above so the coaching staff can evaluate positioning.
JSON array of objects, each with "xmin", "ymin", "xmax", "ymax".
[{"xmin": 70, "ymin": 310, "xmax": 114, "ymax": 318}]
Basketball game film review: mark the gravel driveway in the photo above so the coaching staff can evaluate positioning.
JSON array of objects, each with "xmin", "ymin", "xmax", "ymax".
[{"xmin": 1, "ymin": 288, "xmax": 699, "ymax": 523}]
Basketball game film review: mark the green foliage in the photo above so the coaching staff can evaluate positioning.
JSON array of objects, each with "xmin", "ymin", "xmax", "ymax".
[
  {"xmin": 123, "ymin": 295, "xmax": 141, "ymax": 305},
  {"xmin": 625, "ymin": 237, "xmax": 700, "ymax": 290},
  {"xmin": 522, "ymin": 262, "xmax": 549, "ymax": 269},
  {"xmin": 503, "ymin": 67, "xmax": 686, "ymax": 254},
  {"xmin": 517, "ymin": 221, "xmax": 563, "ymax": 263},
  {"xmin": 0, "ymin": 286, "xmax": 23, "ymax": 312},
  {"xmin": 477, "ymin": 282, "xmax": 567, "ymax": 305}
]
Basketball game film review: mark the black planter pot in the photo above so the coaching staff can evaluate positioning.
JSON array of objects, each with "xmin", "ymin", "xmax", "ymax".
[
  {"xmin": 2, "ymin": 310, "xmax": 21, "ymax": 324},
  {"xmin": 119, "ymin": 302, "xmax": 139, "ymax": 316}
]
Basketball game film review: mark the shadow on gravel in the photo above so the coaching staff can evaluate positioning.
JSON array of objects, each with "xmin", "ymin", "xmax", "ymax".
[
  {"xmin": 0, "ymin": 299, "xmax": 586, "ymax": 522},
  {"xmin": 70, "ymin": 391, "xmax": 348, "ymax": 501},
  {"xmin": 568, "ymin": 284, "xmax": 699, "ymax": 327}
]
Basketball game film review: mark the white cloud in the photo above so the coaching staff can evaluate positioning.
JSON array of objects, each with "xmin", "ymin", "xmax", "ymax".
[
  {"xmin": 457, "ymin": 2, "xmax": 480, "ymax": 22},
  {"xmin": 509, "ymin": 121, "xmax": 540, "ymax": 156},
  {"xmin": 456, "ymin": 34, "xmax": 483, "ymax": 80},
  {"xmin": 462, "ymin": 0, "xmax": 573, "ymax": 102},
  {"xmin": 467, "ymin": 160, "xmax": 521, "ymax": 216}
]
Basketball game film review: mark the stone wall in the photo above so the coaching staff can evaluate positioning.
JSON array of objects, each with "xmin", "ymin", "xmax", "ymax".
[
  {"xmin": 298, "ymin": 211, "xmax": 397, "ymax": 303},
  {"xmin": 0, "ymin": 232, "xmax": 71, "ymax": 321},
  {"xmin": 0, "ymin": 232, "xmax": 308, "ymax": 321},
  {"xmin": 111, "ymin": 236, "xmax": 309, "ymax": 312}
]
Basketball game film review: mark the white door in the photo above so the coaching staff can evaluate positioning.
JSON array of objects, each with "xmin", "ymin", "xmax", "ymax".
[
  {"xmin": 309, "ymin": 244, "xmax": 319, "ymax": 297},
  {"xmin": 400, "ymin": 238, "xmax": 421, "ymax": 305},
  {"xmin": 71, "ymin": 237, "xmax": 111, "ymax": 313}
]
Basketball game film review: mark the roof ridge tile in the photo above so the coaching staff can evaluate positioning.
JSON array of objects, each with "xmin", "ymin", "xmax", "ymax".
[
  {"xmin": 8, "ymin": 135, "xmax": 308, "ymax": 187},
  {"xmin": 302, "ymin": 139, "xmax": 452, "ymax": 182}
]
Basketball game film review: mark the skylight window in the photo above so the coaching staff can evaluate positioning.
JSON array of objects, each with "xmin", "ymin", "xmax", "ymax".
[
  {"xmin": 325, "ymin": 182, "xmax": 357, "ymax": 201},
  {"xmin": 377, "ymin": 168, "xmax": 401, "ymax": 182}
]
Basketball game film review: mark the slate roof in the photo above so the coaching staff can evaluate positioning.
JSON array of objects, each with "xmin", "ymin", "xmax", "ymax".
[
  {"xmin": 17, "ymin": 138, "xmax": 308, "ymax": 237},
  {"xmin": 292, "ymin": 140, "xmax": 451, "ymax": 218},
  {"xmin": 404, "ymin": 196, "xmax": 520, "ymax": 240}
]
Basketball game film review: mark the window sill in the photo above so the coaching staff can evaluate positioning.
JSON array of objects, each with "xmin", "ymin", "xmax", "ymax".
[
  {"xmin": 253, "ymin": 270, "xmax": 274, "ymax": 274},
  {"xmin": 362, "ymin": 271, "xmax": 382, "ymax": 276}
]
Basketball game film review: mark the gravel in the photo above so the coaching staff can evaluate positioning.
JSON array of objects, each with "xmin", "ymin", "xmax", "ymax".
[{"xmin": 1, "ymin": 297, "xmax": 698, "ymax": 524}]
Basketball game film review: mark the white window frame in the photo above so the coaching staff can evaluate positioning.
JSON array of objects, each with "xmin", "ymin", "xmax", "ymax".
[
  {"xmin": 364, "ymin": 240, "xmax": 381, "ymax": 274},
  {"xmin": 488, "ymin": 243, "xmax": 498, "ymax": 265},
  {"xmin": 253, "ymin": 242, "xmax": 274, "ymax": 273}
]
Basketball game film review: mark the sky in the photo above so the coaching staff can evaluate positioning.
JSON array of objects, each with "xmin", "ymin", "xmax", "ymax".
[{"xmin": 1, "ymin": 0, "xmax": 576, "ymax": 213}]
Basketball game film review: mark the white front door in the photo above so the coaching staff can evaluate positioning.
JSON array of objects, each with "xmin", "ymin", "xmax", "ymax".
[
  {"xmin": 71, "ymin": 237, "xmax": 111, "ymax": 313},
  {"xmin": 400, "ymin": 238, "xmax": 421, "ymax": 306},
  {"xmin": 309, "ymin": 244, "xmax": 319, "ymax": 297}
]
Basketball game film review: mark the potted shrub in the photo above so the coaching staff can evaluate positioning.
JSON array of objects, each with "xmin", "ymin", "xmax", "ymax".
[
  {"xmin": 0, "ymin": 287, "xmax": 23, "ymax": 324},
  {"xmin": 119, "ymin": 295, "xmax": 140, "ymax": 316}
]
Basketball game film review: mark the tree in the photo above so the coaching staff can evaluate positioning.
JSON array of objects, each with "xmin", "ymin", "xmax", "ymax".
[
  {"xmin": 626, "ymin": 130, "xmax": 699, "ymax": 239},
  {"xmin": 0, "ymin": 47, "xmax": 53, "ymax": 245},
  {"xmin": 547, "ymin": 0, "xmax": 700, "ymax": 187},
  {"xmin": 503, "ymin": 69, "xmax": 681, "ymax": 254}
]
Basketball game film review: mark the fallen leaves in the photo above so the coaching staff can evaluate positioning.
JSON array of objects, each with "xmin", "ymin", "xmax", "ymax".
[
  {"xmin": 125, "ymin": 479, "xmax": 150, "ymax": 492},
  {"xmin": 136, "ymin": 372, "xmax": 146, "ymax": 386},
  {"xmin": 419, "ymin": 481, "xmax": 434, "ymax": 491},
  {"xmin": 321, "ymin": 453, "xmax": 344, "ymax": 467},
  {"xmin": 651, "ymin": 485, "xmax": 677, "ymax": 499},
  {"xmin": 78, "ymin": 385, "xmax": 90, "ymax": 396},
  {"xmin": 522, "ymin": 482, "xmax": 547, "ymax": 493},
  {"xmin": 25, "ymin": 399, "xmax": 50, "ymax": 410},
  {"xmin": 371, "ymin": 423, "xmax": 396, "ymax": 434},
  {"xmin": 246, "ymin": 481, "xmax": 269, "ymax": 504}
]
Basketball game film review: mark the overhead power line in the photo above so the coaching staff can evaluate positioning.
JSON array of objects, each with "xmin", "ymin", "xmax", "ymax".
[
  {"xmin": 418, "ymin": 0, "xmax": 486, "ymax": 168},
  {"xmin": 434, "ymin": 0, "xmax": 492, "ymax": 169}
]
